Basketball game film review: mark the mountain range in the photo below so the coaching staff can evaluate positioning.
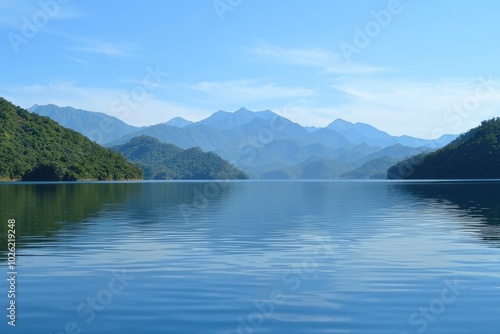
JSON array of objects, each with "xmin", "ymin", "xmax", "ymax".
[{"xmin": 30, "ymin": 104, "xmax": 458, "ymax": 179}]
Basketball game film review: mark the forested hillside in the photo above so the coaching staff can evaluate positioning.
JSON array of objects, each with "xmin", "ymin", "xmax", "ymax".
[
  {"xmin": 387, "ymin": 118, "xmax": 500, "ymax": 179},
  {"xmin": 0, "ymin": 98, "xmax": 143, "ymax": 181},
  {"xmin": 112, "ymin": 136, "xmax": 248, "ymax": 180}
]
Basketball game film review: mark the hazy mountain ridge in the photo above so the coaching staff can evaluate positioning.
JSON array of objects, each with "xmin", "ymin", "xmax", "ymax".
[
  {"xmin": 341, "ymin": 157, "xmax": 400, "ymax": 179},
  {"xmin": 164, "ymin": 117, "xmax": 193, "ymax": 127},
  {"xmin": 328, "ymin": 118, "xmax": 454, "ymax": 148},
  {"xmin": 29, "ymin": 104, "xmax": 141, "ymax": 144},
  {"xmin": 31, "ymin": 104, "xmax": 457, "ymax": 179},
  {"xmin": 198, "ymin": 107, "xmax": 278, "ymax": 130}
]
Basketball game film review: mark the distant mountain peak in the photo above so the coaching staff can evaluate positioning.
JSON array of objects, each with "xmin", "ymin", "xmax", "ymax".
[
  {"xmin": 199, "ymin": 107, "xmax": 280, "ymax": 130},
  {"xmin": 255, "ymin": 109, "xmax": 279, "ymax": 119},
  {"xmin": 28, "ymin": 104, "xmax": 40, "ymax": 111},
  {"xmin": 165, "ymin": 117, "xmax": 193, "ymax": 128},
  {"xmin": 328, "ymin": 118, "xmax": 354, "ymax": 129},
  {"xmin": 213, "ymin": 110, "xmax": 231, "ymax": 115},
  {"xmin": 235, "ymin": 107, "xmax": 251, "ymax": 113}
]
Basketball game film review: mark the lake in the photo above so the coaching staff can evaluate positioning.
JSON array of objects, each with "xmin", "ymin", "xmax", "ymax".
[{"xmin": 0, "ymin": 180, "xmax": 499, "ymax": 333}]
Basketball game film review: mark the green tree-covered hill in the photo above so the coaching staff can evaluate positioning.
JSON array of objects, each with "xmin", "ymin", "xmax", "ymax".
[
  {"xmin": 0, "ymin": 98, "xmax": 143, "ymax": 181},
  {"xmin": 111, "ymin": 135, "xmax": 248, "ymax": 180},
  {"xmin": 387, "ymin": 118, "xmax": 500, "ymax": 179}
]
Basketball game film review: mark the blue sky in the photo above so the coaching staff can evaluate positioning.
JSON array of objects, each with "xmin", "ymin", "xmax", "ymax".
[{"xmin": 1, "ymin": 0, "xmax": 500, "ymax": 138}]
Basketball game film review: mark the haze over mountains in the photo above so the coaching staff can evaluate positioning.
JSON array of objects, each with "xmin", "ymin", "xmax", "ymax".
[{"xmin": 30, "ymin": 104, "xmax": 458, "ymax": 179}]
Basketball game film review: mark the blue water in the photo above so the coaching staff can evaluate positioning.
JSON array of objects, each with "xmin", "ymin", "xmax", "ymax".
[{"xmin": 0, "ymin": 180, "xmax": 499, "ymax": 333}]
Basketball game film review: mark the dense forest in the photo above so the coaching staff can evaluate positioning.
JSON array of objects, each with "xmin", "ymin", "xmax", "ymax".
[
  {"xmin": 111, "ymin": 136, "xmax": 248, "ymax": 180},
  {"xmin": 387, "ymin": 118, "xmax": 500, "ymax": 179},
  {"xmin": 0, "ymin": 98, "xmax": 143, "ymax": 181}
]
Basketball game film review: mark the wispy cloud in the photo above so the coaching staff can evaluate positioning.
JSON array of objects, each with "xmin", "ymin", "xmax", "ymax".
[
  {"xmin": 0, "ymin": 1, "xmax": 127, "ymax": 58},
  {"xmin": 248, "ymin": 42, "xmax": 387, "ymax": 75},
  {"xmin": 190, "ymin": 79, "xmax": 315, "ymax": 102},
  {"xmin": 68, "ymin": 57, "xmax": 93, "ymax": 68},
  {"xmin": 67, "ymin": 41, "xmax": 134, "ymax": 57},
  {"xmin": 0, "ymin": 0, "xmax": 83, "ymax": 28},
  {"xmin": 40, "ymin": 30, "xmax": 136, "ymax": 58}
]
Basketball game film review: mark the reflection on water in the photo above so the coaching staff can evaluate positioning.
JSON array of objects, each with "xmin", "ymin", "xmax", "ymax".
[
  {"xmin": 394, "ymin": 181, "xmax": 500, "ymax": 246},
  {"xmin": 0, "ymin": 181, "xmax": 499, "ymax": 334},
  {"xmin": 0, "ymin": 182, "xmax": 134, "ymax": 254},
  {"xmin": 0, "ymin": 181, "xmax": 234, "ymax": 256}
]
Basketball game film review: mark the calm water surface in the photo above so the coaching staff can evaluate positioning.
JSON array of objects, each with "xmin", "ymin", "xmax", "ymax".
[{"xmin": 0, "ymin": 180, "xmax": 499, "ymax": 333}]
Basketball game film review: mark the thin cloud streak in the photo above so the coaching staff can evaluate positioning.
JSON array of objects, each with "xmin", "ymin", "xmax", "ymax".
[
  {"xmin": 248, "ymin": 42, "xmax": 387, "ymax": 75},
  {"xmin": 190, "ymin": 79, "xmax": 315, "ymax": 102},
  {"xmin": 68, "ymin": 43, "xmax": 134, "ymax": 57},
  {"xmin": 0, "ymin": 0, "xmax": 83, "ymax": 28},
  {"xmin": 45, "ymin": 30, "xmax": 137, "ymax": 57}
]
